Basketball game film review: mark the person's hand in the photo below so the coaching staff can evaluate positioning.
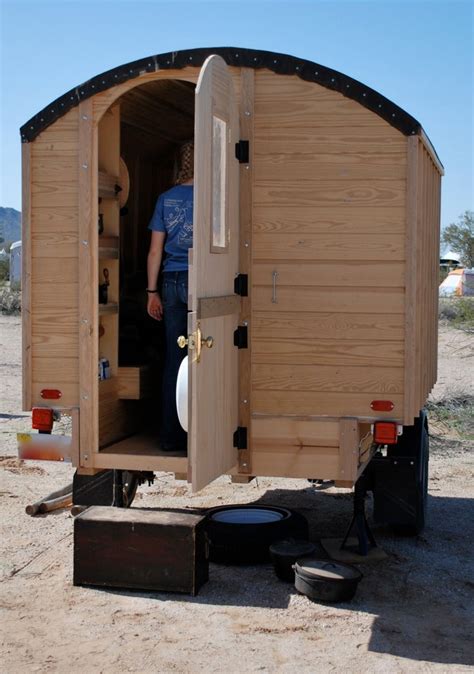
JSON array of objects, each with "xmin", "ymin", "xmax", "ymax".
[{"xmin": 147, "ymin": 293, "xmax": 163, "ymax": 320}]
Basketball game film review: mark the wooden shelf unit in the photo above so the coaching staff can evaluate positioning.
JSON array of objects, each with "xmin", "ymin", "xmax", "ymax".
[{"xmin": 98, "ymin": 104, "xmax": 121, "ymax": 450}]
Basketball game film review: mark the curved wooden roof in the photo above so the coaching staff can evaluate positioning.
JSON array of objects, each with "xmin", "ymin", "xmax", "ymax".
[{"xmin": 21, "ymin": 46, "xmax": 425, "ymax": 143}]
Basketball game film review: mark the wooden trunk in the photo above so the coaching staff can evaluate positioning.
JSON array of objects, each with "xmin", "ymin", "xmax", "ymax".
[{"xmin": 74, "ymin": 506, "xmax": 209, "ymax": 595}]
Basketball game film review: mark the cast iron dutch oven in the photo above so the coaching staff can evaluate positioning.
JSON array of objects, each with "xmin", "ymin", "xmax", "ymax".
[
  {"xmin": 294, "ymin": 558, "xmax": 363, "ymax": 602},
  {"xmin": 269, "ymin": 539, "xmax": 317, "ymax": 582}
]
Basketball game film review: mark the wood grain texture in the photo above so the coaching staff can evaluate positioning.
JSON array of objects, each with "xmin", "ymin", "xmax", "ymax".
[
  {"xmin": 190, "ymin": 55, "xmax": 240, "ymax": 491},
  {"xmin": 253, "ymin": 205, "xmax": 406, "ymax": 235},
  {"xmin": 252, "ymin": 311, "xmax": 405, "ymax": 341},
  {"xmin": 29, "ymin": 108, "xmax": 80, "ymax": 409},
  {"xmin": 253, "ymin": 232, "xmax": 404, "ymax": 261},
  {"xmin": 253, "ymin": 390, "xmax": 403, "ymax": 418},
  {"xmin": 253, "ymin": 286, "xmax": 404, "ymax": 314},
  {"xmin": 78, "ymin": 99, "xmax": 98, "ymax": 470},
  {"xmin": 252, "ymin": 338, "xmax": 404, "ymax": 367},
  {"xmin": 252, "ymin": 364, "xmax": 404, "ymax": 394},
  {"xmin": 338, "ymin": 418, "xmax": 359, "ymax": 482},
  {"xmin": 22, "ymin": 143, "xmax": 32, "ymax": 410},
  {"xmin": 252, "ymin": 417, "xmax": 339, "ymax": 448},
  {"xmin": 237, "ymin": 67, "xmax": 254, "ymax": 474},
  {"xmin": 253, "ymin": 261, "xmax": 404, "ymax": 287}
]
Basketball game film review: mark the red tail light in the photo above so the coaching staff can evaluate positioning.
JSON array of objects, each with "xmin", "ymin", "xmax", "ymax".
[
  {"xmin": 32, "ymin": 407, "xmax": 54, "ymax": 432},
  {"xmin": 374, "ymin": 421, "xmax": 398, "ymax": 445}
]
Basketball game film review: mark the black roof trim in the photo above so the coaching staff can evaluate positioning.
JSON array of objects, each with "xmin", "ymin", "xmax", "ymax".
[{"xmin": 21, "ymin": 46, "xmax": 423, "ymax": 143}]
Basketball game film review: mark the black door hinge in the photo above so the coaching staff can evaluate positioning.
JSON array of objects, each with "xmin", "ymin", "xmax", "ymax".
[
  {"xmin": 235, "ymin": 140, "xmax": 249, "ymax": 163},
  {"xmin": 234, "ymin": 274, "xmax": 248, "ymax": 297},
  {"xmin": 233, "ymin": 426, "xmax": 247, "ymax": 450},
  {"xmin": 233, "ymin": 325, "xmax": 248, "ymax": 349}
]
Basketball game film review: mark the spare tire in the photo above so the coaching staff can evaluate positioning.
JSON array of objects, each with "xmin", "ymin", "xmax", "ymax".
[{"xmin": 205, "ymin": 505, "xmax": 309, "ymax": 564}]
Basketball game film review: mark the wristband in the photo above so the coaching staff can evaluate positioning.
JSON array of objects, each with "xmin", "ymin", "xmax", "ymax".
[{"xmin": 146, "ymin": 289, "xmax": 158, "ymax": 293}]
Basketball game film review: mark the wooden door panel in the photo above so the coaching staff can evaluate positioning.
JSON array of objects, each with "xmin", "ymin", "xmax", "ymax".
[{"xmin": 189, "ymin": 55, "xmax": 240, "ymax": 492}]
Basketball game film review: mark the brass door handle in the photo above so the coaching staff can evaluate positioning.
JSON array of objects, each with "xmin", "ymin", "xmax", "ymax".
[{"xmin": 177, "ymin": 324, "xmax": 213, "ymax": 362}]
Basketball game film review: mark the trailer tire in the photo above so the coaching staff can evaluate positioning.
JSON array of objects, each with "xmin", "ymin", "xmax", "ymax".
[
  {"xmin": 372, "ymin": 410, "xmax": 429, "ymax": 536},
  {"xmin": 205, "ymin": 505, "xmax": 309, "ymax": 564},
  {"xmin": 72, "ymin": 469, "xmax": 138, "ymax": 507}
]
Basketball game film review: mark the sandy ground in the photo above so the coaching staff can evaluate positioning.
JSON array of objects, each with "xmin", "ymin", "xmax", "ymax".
[{"xmin": 0, "ymin": 315, "xmax": 473, "ymax": 673}]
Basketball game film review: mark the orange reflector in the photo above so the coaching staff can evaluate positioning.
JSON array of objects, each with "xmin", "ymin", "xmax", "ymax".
[
  {"xmin": 41, "ymin": 389, "xmax": 62, "ymax": 400},
  {"xmin": 374, "ymin": 421, "xmax": 398, "ymax": 445},
  {"xmin": 371, "ymin": 400, "xmax": 394, "ymax": 411},
  {"xmin": 32, "ymin": 407, "xmax": 54, "ymax": 432}
]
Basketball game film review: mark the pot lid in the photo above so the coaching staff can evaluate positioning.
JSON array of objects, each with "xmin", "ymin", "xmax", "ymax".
[{"xmin": 295, "ymin": 558, "xmax": 362, "ymax": 581}]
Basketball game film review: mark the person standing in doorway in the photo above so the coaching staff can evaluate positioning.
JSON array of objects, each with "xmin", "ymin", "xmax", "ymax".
[{"xmin": 146, "ymin": 140, "xmax": 194, "ymax": 453}]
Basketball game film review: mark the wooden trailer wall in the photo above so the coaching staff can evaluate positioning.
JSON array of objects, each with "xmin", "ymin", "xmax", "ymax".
[
  {"xmin": 23, "ymin": 109, "xmax": 81, "ymax": 410},
  {"xmin": 22, "ymin": 51, "xmax": 442, "ymax": 484}
]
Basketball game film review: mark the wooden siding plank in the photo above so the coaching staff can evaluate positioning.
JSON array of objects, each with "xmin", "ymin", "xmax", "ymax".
[
  {"xmin": 253, "ymin": 286, "xmax": 404, "ymax": 314},
  {"xmin": 253, "ymin": 390, "xmax": 403, "ymax": 419},
  {"xmin": 252, "ymin": 338, "xmax": 404, "ymax": 367},
  {"xmin": 404, "ymin": 136, "xmax": 419, "ymax": 424},
  {"xmin": 253, "ymin": 261, "xmax": 404, "ymax": 287},
  {"xmin": 237, "ymin": 67, "xmax": 254, "ymax": 474},
  {"xmin": 30, "ymin": 207, "xmax": 79, "ymax": 231},
  {"xmin": 78, "ymin": 100, "xmax": 99, "ymax": 469},
  {"xmin": 31, "ymin": 382, "xmax": 78, "ymax": 407},
  {"xmin": 251, "ymin": 445, "xmax": 339, "ymax": 480},
  {"xmin": 32, "ymin": 332, "xmax": 79, "ymax": 358},
  {"xmin": 252, "ymin": 417, "xmax": 339, "ymax": 448},
  {"xmin": 253, "ymin": 311, "xmax": 405, "ymax": 341},
  {"xmin": 254, "ymin": 153, "xmax": 406, "ymax": 181},
  {"xmin": 31, "ymin": 282, "xmax": 78, "ymax": 308},
  {"xmin": 33, "ymin": 257, "xmax": 78, "ymax": 283},
  {"xmin": 254, "ymin": 180, "xmax": 405, "ymax": 208},
  {"xmin": 22, "ymin": 143, "xmax": 32, "ymax": 411},
  {"xmin": 253, "ymin": 205, "xmax": 406, "ymax": 235},
  {"xmin": 252, "ymin": 364, "xmax": 404, "ymax": 394},
  {"xmin": 31, "ymin": 232, "xmax": 78, "ymax": 258},
  {"xmin": 253, "ymin": 232, "xmax": 404, "ymax": 261},
  {"xmin": 32, "ymin": 357, "xmax": 79, "ymax": 382},
  {"xmin": 339, "ymin": 418, "xmax": 359, "ymax": 482}
]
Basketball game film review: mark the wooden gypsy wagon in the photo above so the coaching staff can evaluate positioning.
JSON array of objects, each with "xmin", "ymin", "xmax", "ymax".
[{"xmin": 19, "ymin": 47, "xmax": 442, "ymax": 536}]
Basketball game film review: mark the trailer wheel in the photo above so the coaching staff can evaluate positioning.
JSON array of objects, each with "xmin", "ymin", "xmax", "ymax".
[
  {"xmin": 205, "ymin": 505, "xmax": 309, "ymax": 564},
  {"xmin": 73, "ymin": 470, "xmax": 138, "ymax": 507},
  {"xmin": 372, "ymin": 410, "xmax": 429, "ymax": 536}
]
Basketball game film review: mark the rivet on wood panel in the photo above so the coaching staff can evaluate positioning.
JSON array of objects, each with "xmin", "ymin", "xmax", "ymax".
[
  {"xmin": 244, "ymin": 241, "xmax": 249, "ymax": 247},
  {"xmin": 82, "ymin": 164, "xmax": 88, "ymax": 169},
  {"xmin": 82, "ymin": 240, "xmax": 88, "ymax": 246},
  {"xmin": 82, "ymin": 395, "xmax": 88, "ymax": 400}
]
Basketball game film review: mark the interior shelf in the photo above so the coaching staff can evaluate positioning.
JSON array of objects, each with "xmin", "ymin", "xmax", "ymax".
[
  {"xmin": 117, "ymin": 365, "xmax": 152, "ymax": 400},
  {"xmin": 98, "ymin": 170, "xmax": 120, "ymax": 199},
  {"xmin": 99, "ymin": 303, "xmax": 118, "ymax": 316},
  {"xmin": 99, "ymin": 236, "xmax": 119, "ymax": 259}
]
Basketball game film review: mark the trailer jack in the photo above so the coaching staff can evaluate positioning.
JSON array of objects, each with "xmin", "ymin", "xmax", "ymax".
[{"xmin": 340, "ymin": 471, "xmax": 377, "ymax": 556}]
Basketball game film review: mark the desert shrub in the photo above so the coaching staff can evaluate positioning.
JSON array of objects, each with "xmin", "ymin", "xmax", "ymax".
[
  {"xmin": 0, "ymin": 287, "xmax": 21, "ymax": 315},
  {"xmin": 438, "ymin": 297, "xmax": 474, "ymax": 329},
  {"xmin": 427, "ymin": 395, "xmax": 474, "ymax": 444},
  {"xmin": 0, "ymin": 257, "xmax": 9, "ymax": 282}
]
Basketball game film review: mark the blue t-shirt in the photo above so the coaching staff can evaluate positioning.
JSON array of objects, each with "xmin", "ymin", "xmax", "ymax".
[{"xmin": 148, "ymin": 184, "xmax": 193, "ymax": 272}]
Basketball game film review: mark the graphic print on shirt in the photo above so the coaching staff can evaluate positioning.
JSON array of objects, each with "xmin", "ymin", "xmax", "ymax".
[{"xmin": 165, "ymin": 197, "xmax": 193, "ymax": 249}]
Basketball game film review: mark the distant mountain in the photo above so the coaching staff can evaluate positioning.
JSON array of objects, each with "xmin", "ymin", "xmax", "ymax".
[{"xmin": 0, "ymin": 207, "xmax": 21, "ymax": 245}]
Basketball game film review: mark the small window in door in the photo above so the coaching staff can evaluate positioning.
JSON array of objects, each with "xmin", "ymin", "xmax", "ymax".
[{"xmin": 211, "ymin": 115, "xmax": 228, "ymax": 252}]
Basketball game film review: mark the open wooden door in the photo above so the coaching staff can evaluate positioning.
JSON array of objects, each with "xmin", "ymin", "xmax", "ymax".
[{"xmin": 188, "ymin": 55, "xmax": 240, "ymax": 491}]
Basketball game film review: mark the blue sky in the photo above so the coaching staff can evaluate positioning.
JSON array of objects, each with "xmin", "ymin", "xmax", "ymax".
[{"xmin": 1, "ymin": 0, "xmax": 472, "ymax": 230}]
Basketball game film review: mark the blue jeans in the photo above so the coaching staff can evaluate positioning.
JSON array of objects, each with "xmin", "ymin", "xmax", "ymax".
[{"xmin": 161, "ymin": 271, "xmax": 188, "ymax": 450}]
